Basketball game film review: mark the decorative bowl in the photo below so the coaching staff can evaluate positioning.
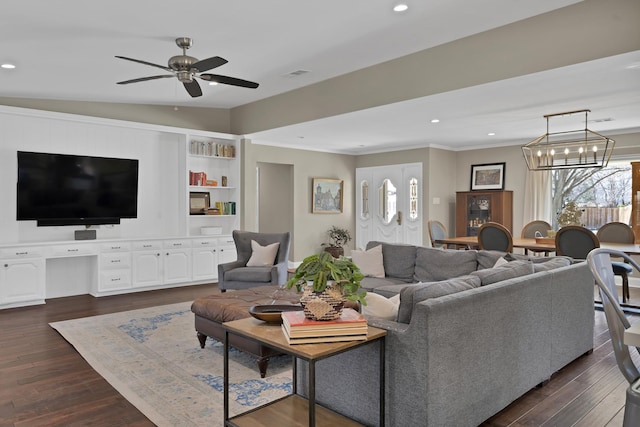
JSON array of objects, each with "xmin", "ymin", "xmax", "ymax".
[{"xmin": 248, "ymin": 305, "xmax": 303, "ymax": 323}]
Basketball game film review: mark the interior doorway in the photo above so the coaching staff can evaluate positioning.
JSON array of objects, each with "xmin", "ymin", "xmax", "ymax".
[{"xmin": 256, "ymin": 162, "xmax": 294, "ymax": 257}]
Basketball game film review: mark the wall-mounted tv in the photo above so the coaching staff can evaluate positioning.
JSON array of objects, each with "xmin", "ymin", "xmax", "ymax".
[{"xmin": 17, "ymin": 151, "xmax": 139, "ymax": 227}]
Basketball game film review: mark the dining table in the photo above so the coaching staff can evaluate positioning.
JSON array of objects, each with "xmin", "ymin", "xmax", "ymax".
[{"xmin": 434, "ymin": 236, "xmax": 640, "ymax": 256}]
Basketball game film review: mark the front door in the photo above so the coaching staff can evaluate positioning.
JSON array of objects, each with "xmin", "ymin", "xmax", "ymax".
[{"xmin": 355, "ymin": 163, "xmax": 422, "ymax": 249}]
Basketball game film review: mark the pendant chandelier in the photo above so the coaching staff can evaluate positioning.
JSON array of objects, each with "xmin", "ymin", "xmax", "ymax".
[{"xmin": 521, "ymin": 109, "xmax": 615, "ymax": 171}]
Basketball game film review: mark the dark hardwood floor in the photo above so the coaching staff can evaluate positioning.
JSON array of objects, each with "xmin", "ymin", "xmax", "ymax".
[{"xmin": 0, "ymin": 284, "xmax": 634, "ymax": 426}]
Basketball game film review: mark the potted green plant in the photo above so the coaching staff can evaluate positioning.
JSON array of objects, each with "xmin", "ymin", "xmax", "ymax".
[
  {"xmin": 286, "ymin": 251, "xmax": 366, "ymax": 320},
  {"xmin": 321, "ymin": 226, "xmax": 352, "ymax": 258}
]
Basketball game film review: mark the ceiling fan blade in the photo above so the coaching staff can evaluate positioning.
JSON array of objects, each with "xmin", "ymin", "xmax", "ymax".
[
  {"xmin": 200, "ymin": 74, "xmax": 259, "ymax": 89},
  {"xmin": 192, "ymin": 56, "xmax": 228, "ymax": 72},
  {"xmin": 117, "ymin": 75, "xmax": 174, "ymax": 85},
  {"xmin": 184, "ymin": 80, "xmax": 202, "ymax": 97},
  {"xmin": 115, "ymin": 56, "xmax": 172, "ymax": 72}
]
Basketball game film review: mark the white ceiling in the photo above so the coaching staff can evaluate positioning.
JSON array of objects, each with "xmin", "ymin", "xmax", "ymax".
[{"xmin": 1, "ymin": 0, "xmax": 639, "ymax": 154}]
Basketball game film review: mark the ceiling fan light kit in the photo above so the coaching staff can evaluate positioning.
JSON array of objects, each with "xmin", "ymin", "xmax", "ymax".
[
  {"xmin": 521, "ymin": 109, "xmax": 615, "ymax": 171},
  {"xmin": 116, "ymin": 37, "xmax": 259, "ymax": 98}
]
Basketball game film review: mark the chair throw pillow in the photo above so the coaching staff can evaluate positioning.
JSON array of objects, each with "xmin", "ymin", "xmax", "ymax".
[
  {"xmin": 362, "ymin": 292, "xmax": 400, "ymax": 320},
  {"xmin": 351, "ymin": 244, "xmax": 385, "ymax": 278},
  {"xmin": 246, "ymin": 240, "xmax": 280, "ymax": 267}
]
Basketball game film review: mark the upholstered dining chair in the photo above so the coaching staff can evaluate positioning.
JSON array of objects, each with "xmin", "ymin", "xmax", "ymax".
[
  {"xmin": 477, "ymin": 222, "xmax": 513, "ymax": 253},
  {"xmin": 521, "ymin": 220, "xmax": 552, "ymax": 256},
  {"xmin": 218, "ymin": 230, "xmax": 291, "ymax": 292},
  {"xmin": 554, "ymin": 225, "xmax": 599, "ymax": 260},
  {"xmin": 597, "ymin": 222, "xmax": 635, "ymax": 303},
  {"xmin": 587, "ymin": 248, "xmax": 640, "ymax": 426},
  {"xmin": 428, "ymin": 220, "xmax": 449, "ymax": 249}
]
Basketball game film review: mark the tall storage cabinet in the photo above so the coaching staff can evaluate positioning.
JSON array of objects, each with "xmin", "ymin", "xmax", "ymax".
[{"xmin": 455, "ymin": 191, "xmax": 513, "ymax": 236}]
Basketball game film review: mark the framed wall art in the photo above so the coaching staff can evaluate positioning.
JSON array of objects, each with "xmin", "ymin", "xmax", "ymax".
[
  {"xmin": 470, "ymin": 162, "xmax": 505, "ymax": 191},
  {"xmin": 312, "ymin": 178, "xmax": 343, "ymax": 213},
  {"xmin": 189, "ymin": 192, "xmax": 210, "ymax": 215}
]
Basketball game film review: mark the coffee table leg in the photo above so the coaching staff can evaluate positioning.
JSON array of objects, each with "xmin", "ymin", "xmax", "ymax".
[
  {"xmin": 309, "ymin": 360, "xmax": 315, "ymax": 427},
  {"xmin": 380, "ymin": 337, "xmax": 385, "ymax": 427},
  {"xmin": 224, "ymin": 330, "xmax": 229, "ymax": 423}
]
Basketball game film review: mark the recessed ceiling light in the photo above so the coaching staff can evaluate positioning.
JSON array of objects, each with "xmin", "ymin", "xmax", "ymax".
[
  {"xmin": 393, "ymin": 4, "xmax": 408, "ymax": 12},
  {"xmin": 430, "ymin": 119, "xmax": 440, "ymax": 123},
  {"xmin": 208, "ymin": 81, "xmax": 219, "ymax": 86},
  {"xmin": 1, "ymin": 63, "xmax": 16, "ymax": 69},
  {"xmin": 488, "ymin": 132, "xmax": 496, "ymax": 136}
]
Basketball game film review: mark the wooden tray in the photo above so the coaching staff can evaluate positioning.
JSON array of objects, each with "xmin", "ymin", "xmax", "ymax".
[{"xmin": 248, "ymin": 305, "xmax": 303, "ymax": 323}]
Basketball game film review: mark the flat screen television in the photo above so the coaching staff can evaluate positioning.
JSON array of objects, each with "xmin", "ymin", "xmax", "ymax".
[{"xmin": 16, "ymin": 151, "xmax": 139, "ymax": 227}]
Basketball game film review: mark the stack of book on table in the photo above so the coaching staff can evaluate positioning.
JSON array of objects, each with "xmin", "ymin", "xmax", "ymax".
[{"xmin": 281, "ymin": 308, "xmax": 368, "ymax": 344}]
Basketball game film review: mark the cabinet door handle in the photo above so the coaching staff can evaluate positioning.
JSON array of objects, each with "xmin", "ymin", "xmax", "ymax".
[
  {"xmin": 16, "ymin": 251, "xmax": 28, "ymax": 255},
  {"xmin": 68, "ymin": 249, "xmax": 79, "ymax": 252}
]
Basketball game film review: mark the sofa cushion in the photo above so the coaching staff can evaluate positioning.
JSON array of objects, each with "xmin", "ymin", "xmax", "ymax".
[
  {"xmin": 366, "ymin": 241, "xmax": 416, "ymax": 282},
  {"xmin": 362, "ymin": 293, "xmax": 400, "ymax": 321},
  {"xmin": 351, "ymin": 244, "xmax": 385, "ymax": 278},
  {"xmin": 533, "ymin": 256, "xmax": 572, "ymax": 272},
  {"xmin": 414, "ymin": 247, "xmax": 477, "ymax": 282},
  {"xmin": 225, "ymin": 266, "xmax": 273, "ymax": 282},
  {"xmin": 246, "ymin": 240, "xmax": 280, "ymax": 267},
  {"xmin": 471, "ymin": 260, "xmax": 534, "ymax": 286},
  {"xmin": 397, "ymin": 275, "xmax": 481, "ymax": 323},
  {"xmin": 360, "ymin": 276, "xmax": 412, "ymax": 292},
  {"xmin": 373, "ymin": 284, "xmax": 412, "ymax": 298},
  {"xmin": 476, "ymin": 250, "xmax": 531, "ymax": 270}
]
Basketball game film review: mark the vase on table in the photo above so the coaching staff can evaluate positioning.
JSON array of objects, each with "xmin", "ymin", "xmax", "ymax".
[{"xmin": 299, "ymin": 282, "xmax": 345, "ymax": 321}]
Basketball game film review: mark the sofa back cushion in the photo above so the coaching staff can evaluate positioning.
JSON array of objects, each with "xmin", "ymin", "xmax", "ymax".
[
  {"xmin": 471, "ymin": 260, "xmax": 534, "ymax": 286},
  {"xmin": 414, "ymin": 247, "xmax": 478, "ymax": 282},
  {"xmin": 533, "ymin": 256, "xmax": 572, "ymax": 272},
  {"xmin": 366, "ymin": 241, "xmax": 417, "ymax": 282},
  {"xmin": 397, "ymin": 275, "xmax": 481, "ymax": 323}
]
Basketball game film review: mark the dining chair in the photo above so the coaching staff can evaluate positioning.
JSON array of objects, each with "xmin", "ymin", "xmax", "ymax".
[
  {"xmin": 598, "ymin": 222, "xmax": 636, "ymax": 303},
  {"xmin": 554, "ymin": 225, "xmax": 600, "ymax": 260},
  {"xmin": 477, "ymin": 222, "xmax": 513, "ymax": 253},
  {"xmin": 586, "ymin": 248, "xmax": 640, "ymax": 426},
  {"xmin": 521, "ymin": 220, "xmax": 552, "ymax": 256},
  {"xmin": 427, "ymin": 219, "xmax": 448, "ymax": 249}
]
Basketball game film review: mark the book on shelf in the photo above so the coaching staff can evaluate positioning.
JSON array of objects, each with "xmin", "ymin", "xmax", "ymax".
[
  {"xmin": 281, "ymin": 308, "xmax": 366, "ymax": 331},
  {"xmin": 281, "ymin": 324, "xmax": 368, "ymax": 345}
]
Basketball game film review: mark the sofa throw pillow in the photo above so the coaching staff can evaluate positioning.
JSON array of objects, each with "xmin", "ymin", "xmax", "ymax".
[
  {"xmin": 397, "ymin": 275, "xmax": 481, "ymax": 324},
  {"xmin": 493, "ymin": 256, "xmax": 509, "ymax": 267},
  {"xmin": 413, "ymin": 247, "xmax": 477, "ymax": 282},
  {"xmin": 362, "ymin": 292, "xmax": 400, "ymax": 320},
  {"xmin": 367, "ymin": 241, "xmax": 416, "ymax": 282},
  {"xmin": 471, "ymin": 260, "xmax": 534, "ymax": 286},
  {"xmin": 246, "ymin": 240, "xmax": 280, "ymax": 267},
  {"xmin": 351, "ymin": 244, "xmax": 385, "ymax": 278}
]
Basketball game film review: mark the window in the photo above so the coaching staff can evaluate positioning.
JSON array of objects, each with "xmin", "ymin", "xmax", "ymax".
[{"xmin": 551, "ymin": 159, "xmax": 634, "ymax": 230}]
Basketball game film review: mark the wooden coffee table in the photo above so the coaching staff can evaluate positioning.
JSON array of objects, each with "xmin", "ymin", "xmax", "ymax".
[{"xmin": 222, "ymin": 317, "xmax": 387, "ymax": 427}]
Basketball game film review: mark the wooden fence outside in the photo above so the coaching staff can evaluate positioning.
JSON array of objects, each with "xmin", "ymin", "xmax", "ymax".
[{"xmin": 581, "ymin": 205, "xmax": 632, "ymax": 229}]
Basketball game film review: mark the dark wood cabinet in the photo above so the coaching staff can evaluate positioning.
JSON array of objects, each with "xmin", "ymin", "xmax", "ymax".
[{"xmin": 456, "ymin": 191, "xmax": 513, "ymax": 236}]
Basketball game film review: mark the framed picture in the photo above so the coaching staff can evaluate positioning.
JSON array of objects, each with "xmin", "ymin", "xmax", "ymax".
[
  {"xmin": 470, "ymin": 162, "xmax": 505, "ymax": 191},
  {"xmin": 312, "ymin": 178, "xmax": 344, "ymax": 213},
  {"xmin": 189, "ymin": 192, "xmax": 210, "ymax": 215}
]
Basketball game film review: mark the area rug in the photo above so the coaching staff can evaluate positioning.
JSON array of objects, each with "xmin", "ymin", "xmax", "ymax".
[{"xmin": 49, "ymin": 302, "xmax": 292, "ymax": 426}]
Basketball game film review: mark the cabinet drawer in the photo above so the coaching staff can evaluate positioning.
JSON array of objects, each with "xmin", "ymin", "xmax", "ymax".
[
  {"xmin": 99, "ymin": 270, "xmax": 132, "ymax": 290},
  {"xmin": 51, "ymin": 244, "xmax": 97, "ymax": 257},
  {"xmin": 0, "ymin": 246, "xmax": 44, "ymax": 259},
  {"xmin": 192, "ymin": 238, "xmax": 217, "ymax": 248},
  {"xmin": 100, "ymin": 253, "xmax": 131, "ymax": 270},
  {"xmin": 164, "ymin": 239, "xmax": 192, "ymax": 249},
  {"xmin": 131, "ymin": 240, "xmax": 163, "ymax": 251},
  {"xmin": 100, "ymin": 242, "xmax": 131, "ymax": 253},
  {"xmin": 218, "ymin": 237, "xmax": 235, "ymax": 246}
]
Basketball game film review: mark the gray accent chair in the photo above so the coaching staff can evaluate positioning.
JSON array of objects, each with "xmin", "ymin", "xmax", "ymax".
[
  {"xmin": 218, "ymin": 230, "xmax": 290, "ymax": 292},
  {"xmin": 478, "ymin": 221, "xmax": 513, "ymax": 252},
  {"xmin": 587, "ymin": 248, "xmax": 640, "ymax": 426}
]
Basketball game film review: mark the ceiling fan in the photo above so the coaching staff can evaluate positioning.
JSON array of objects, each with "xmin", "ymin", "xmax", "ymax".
[{"xmin": 115, "ymin": 37, "xmax": 259, "ymax": 98}]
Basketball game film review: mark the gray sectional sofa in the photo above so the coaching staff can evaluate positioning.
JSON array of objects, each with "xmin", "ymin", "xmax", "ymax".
[{"xmin": 296, "ymin": 241, "xmax": 595, "ymax": 426}]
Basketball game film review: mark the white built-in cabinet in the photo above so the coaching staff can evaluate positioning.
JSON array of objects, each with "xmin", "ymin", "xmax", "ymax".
[
  {"xmin": 0, "ymin": 248, "xmax": 45, "ymax": 308},
  {"xmin": 0, "ymin": 106, "xmax": 243, "ymax": 309}
]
